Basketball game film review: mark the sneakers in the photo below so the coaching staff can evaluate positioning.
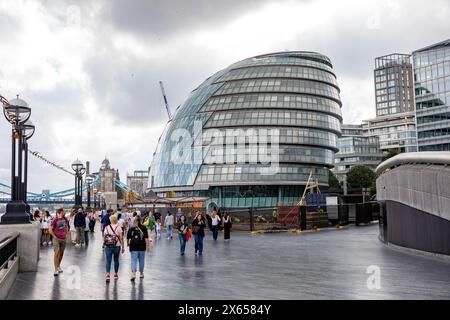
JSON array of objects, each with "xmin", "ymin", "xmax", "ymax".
[
  {"xmin": 114, "ymin": 273, "xmax": 119, "ymax": 281},
  {"xmin": 195, "ymin": 251, "xmax": 198, "ymax": 256},
  {"xmin": 106, "ymin": 273, "xmax": 111, "ymax": 283},
  {"xmin": 43, "ymin": 242, "xmax": 47, "ymax": 246},
  {"xmin": 199, "ymin": 252, "xmax": 203, "ymax": 256},
  {"xmin": 131, "ymin": 272, "xmax": 136, "ymax": 282},
  {"xmin": 140, "ymin": 272, "xmax": 144, "ymax": 279},
  {"xmin": 54, "ymin": 270, "xmax": 59, "ymax": 277},
  {"xmin": 48, "ymin": 241, "xmax": 52, "ymax": 245},
  {"xmin": 57, "ymin": 267, "xmax": 63, "ymax": 274}
]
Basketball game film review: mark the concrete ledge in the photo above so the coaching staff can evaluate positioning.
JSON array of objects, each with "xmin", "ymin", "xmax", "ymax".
[
  {"xmin": 0, "ymin": 222, "xmax": 40, "ymax": 272},
  {"xmin": 0, "ymin": 256, "xmax": 19, "ymax": 300}
]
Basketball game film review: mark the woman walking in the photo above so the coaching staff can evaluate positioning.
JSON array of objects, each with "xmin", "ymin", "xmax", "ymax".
[
  {"xmin": 41, "ymin": 211, "xmax": 52, "ymax": 245},
  {"xmin": 223, "ymin": 213, "xmax": 232, "ymax": 241},
  {"xmin": 177, "ymin": 215, "xmax": 189, "ymax": 256},
  {"xmin": 211, "ymin": 211, "xmax": 221, "ymax": 241},
  {"xmin": 192, "ymin": 212, "xmax": 206, "ymax": 255},
  {"xmin": 127, "ymin": 216, "xmax": 150, "ymax": 281},
  {"xmin": 103, "ymin": 215, "xmax": 124, "ymax": 282},
  {"xmin": 69, "ymin": 209, "xmax": 77, "ymax": 245}
]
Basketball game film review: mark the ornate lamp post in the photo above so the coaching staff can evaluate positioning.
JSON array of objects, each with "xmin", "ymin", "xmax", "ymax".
[
  {"xmin": 1, "ymin": 95, "xmax": 33, "ymax": 224},
  {"xmin": 85, "ymin": 174, "xmax": 94, "ymax": 211},
  {"xmin": 93, "ymin": 188, "xmax": 98, "ymax": 210},
  {"xmin": 72, "ymin": 159, "xmax": 85, "ymax": 210}
]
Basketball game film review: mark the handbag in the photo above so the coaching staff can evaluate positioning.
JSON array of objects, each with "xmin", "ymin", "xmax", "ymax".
[{"xmin": 185, "ymin": 229, "xmax": 191, "ymax": 242}]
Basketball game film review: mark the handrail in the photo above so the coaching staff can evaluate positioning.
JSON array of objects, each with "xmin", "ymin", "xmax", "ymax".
[
  {"xmin": 0, "ymin": 232, "xmax": 19, "ymax": 251},
  {"xmin": 375, "ymin": 152, "xmax": 450, "ymax": 176},
  {"xmin": 0, "ymin": 231, "xmax": 19, "ymax": 270}
]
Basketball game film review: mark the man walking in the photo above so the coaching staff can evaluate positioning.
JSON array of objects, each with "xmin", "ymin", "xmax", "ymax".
[
  {"xmin": 74, "ymin": 208, "xmax": 86, "ymax": 247},
  {"xmin": 49, "ymin": 208, "xmax": 69, "ymax": 276},
  {"xmin": 164, "ymin": 212, "xmax": 174, "ymax": 240}
]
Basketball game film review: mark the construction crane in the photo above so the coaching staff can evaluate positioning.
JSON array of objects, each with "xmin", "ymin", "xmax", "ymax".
[{"xmin": 159, "ymin": 81, "xmax": 172, "ymax": 120}]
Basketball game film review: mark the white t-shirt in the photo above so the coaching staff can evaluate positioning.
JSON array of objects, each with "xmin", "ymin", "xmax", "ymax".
[
  {"xmin": 165, "ymin": 215, "xmax": 174, "ymax": 226},
  {"xmin": 84, "ymin": 217, "xmax": 90, "ymax": 232},
  {"xmin": 156, "ymin": 222, "xmax": 162, "ymax": 231},
  {"xmin": 211, "ymin": 215, "xmax": 221, "ymax": 226},
  {"xmin": 69, "ymin": 217, "xmax": 76, "ymax": 231},
  {"xmin": 118, "ymin": 218, "xmax": 125, "ymax": 229}
]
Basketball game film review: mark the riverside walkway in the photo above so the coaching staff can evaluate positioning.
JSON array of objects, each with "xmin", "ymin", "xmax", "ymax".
[{"xmin": 7, "ymin": 224, "xmax": 450, "ymax": 300}]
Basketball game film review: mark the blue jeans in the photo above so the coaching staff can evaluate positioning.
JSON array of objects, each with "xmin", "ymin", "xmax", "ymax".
[
  {"xmin": 212, "ymin": 225, "xmax": 219, "ymax": 240},
  {"xmin": 105, "ymin": 246, "xmax": 120, "ymax": 273},
  {"xmin": 130, "ymin": 251, "xmax": 145, "ymax": 273},
  {"xmin": 178, "ymin": 233, "xmax": 186, "ymax": 253},
  {"xmin": 166, "ymin": 225, "xmax": 173, "ymax": 238},
  {"xmin": 194, "ymin": 234, "xmax": 203, "ymax": 253}
]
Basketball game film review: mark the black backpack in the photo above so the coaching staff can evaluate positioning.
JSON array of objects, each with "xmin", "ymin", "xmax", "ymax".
[{"xmin": 129, "ymin": 226, "xmax": 144, "ymax": 246}]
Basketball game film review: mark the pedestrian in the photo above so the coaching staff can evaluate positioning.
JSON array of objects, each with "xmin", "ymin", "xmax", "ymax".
[
  {"xmin": 127, "ymin": 216, "xmax": 150, "ymax": 281},
  {"xmin": 69, "ymin": 209, "xmax": 77, "ymax": 245},
  {"xmin": 211, "ymin": 211, "xmax": 221, "ymax": 241},
  {"xmin": 155, "ymin": 218, "xmax": 162, "ymax": 239},
  {"xmin": 223, "ymin": 213, "xmax": 232, "ymax": 241},
  {"xmin": 177, "ymin": 215, "xmax": 189, "ymax": 256},
  {"xmin": 176, "ymin": 208, "xmax": 183, "ymax": 224},
  {"xmin": 49, "ymin": 208, "xmax": 69, "ymax": 277},
  {"xmin": 153, "ymin": 208, "xmax": 161, "ymax": 222},
  {"xmin": 144, "ymin": 211, "xmax": 155, "ymax": 240},
  {"xmin": 192, "ymin": 211, "xmax": 206, "ymax": 255},
  {"xmin": 43, "ymin": 211, "xmax": 53, "ymax": 245},
  {"xmin": 84, "ymin": 212, "xmax": 90, "ymax": 246},
  {"xmin": 101, "ymin": 209, "xmax": 112, "ymax": 234},
  {"xmin": 89, "ymin": 211, "xmax": 96, "ymax": 232},
  {"xmin": 103, "ymin": 215, "xmax": 124, "ymax": 282},
  {"xmin": 118, "ymin": 213, "xmax": 125, "ymax": 230},
  {"xmin": 164, "ymin": 212, "xmax": 174, "ymax": 240},
  {"xmin": 74, "ymin": 208, "xmax": 86, "ymax": 247}
]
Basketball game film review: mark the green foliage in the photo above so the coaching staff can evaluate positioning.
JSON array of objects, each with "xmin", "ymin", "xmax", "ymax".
[
  {"xmin": 382, "ymin": 150, "xmax": 400, "ymax": 162},
  {"xmin": 346, "ymin": 165, "xmax": 376, "ymax": 189},
  {"xmin": 328, "ymin": 170, "xmax": 341, "ymax": 189}
]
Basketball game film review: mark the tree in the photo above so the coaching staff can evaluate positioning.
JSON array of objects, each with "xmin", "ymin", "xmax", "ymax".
[
  {"xmin": 346, "ymin": 165, "xmax": 376, "ymax": 189},
  {"xmin": 328, "ymin": 170, "xmax": 341, "ymax": 190},
  {"xmin": 382, "ymin": 150, "xmax": 400, "ymax": 162}
]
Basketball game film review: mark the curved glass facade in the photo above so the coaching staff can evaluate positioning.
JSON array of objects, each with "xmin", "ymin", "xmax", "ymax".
[{"xmin": 149, "ymin": 51, "xmax": 342, "ymax": 207}]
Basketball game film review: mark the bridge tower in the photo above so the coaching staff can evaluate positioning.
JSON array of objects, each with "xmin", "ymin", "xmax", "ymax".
[{"xmin": 98, "ymin": 158, "xmax": 118, "ymax": 210}]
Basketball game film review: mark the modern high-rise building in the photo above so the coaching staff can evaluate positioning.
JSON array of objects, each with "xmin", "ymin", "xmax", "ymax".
[
  {"xmin": 149, "ymin": 52, "xmax": 343, "ymax": 207},
  {"xmin": 371, "ymin": 54, "xmax": 417, "ymax": 153},
  {"xmin": 413, "ymin": 39, "xmax": 450, "ymax": 151},
  {"xmin": 334, "ymin": 124, "xmax": 383, "ymax": 182},
  {"xmin": 374, "ymin": 54, "xmax": 414, "ymax": 117},
  {"xmin": 127, "ymin": 170, "xmax": 149, "ymax": 196}
]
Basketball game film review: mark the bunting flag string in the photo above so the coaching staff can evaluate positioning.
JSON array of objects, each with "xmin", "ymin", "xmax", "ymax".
[{"xmin": 28, "ymin": 149, "xmax": 75, "ymax": 176}]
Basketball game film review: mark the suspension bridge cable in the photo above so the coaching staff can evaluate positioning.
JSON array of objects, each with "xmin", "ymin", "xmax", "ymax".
[{"xmin": 28, "ymin": 149, "xmax": 75, "ymax": 176}]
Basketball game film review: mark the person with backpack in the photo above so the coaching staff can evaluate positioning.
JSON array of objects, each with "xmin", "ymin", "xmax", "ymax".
[
  {"xmin": 144, "ymin": 211, "xmax": 155, "ymax": 239},
  {"xmin": 177, "ymin": 215, "xmax": 189, "ymax": 256},
  {"xmin": 103, "ymin": 215, "xmax": 124, "ymax": 282},
  {"xmin": 192, "ymin": 212, "xmax": 206, "ymax": 256},
  {"xmin": 127, "ymin": 216, "xmax": 150, "ymax": 281}
]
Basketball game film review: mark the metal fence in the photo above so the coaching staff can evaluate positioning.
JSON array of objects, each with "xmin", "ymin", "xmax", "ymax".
[
  {"xmin": 0, "ymin": 232, "xmax": 19, "ymax": 270},
  {"xmin": 222, "ymin": 202, "xmax": 380, "ymax": 232}
]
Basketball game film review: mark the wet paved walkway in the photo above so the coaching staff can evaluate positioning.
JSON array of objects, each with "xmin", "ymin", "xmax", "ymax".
[{"xmin": 7, "ymin": 225, "xmax": 450, "ymax": 300}]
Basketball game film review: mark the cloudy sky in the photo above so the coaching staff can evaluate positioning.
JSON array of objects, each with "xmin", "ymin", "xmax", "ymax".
[{"xmin": 0, "ymin": 0, "xmax": 449, "ymax": 193}]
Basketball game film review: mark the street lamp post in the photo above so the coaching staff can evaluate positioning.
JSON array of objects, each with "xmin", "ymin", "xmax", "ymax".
[
  {"xmin": 21, "ymin": 120, "xmax": 35, "ymax": 217},
  {"xmin": 72, "ymin": 159, "xmax": 85, "ymax": 210},
  {"xmin": 85, "ymin": 175, "xmax": 94, "ymax": 211},
  {"xmin": 1, "ymin": 95, "xmax": 33, "ymax": 224},
  {"xmin": 93, "ymin": 188, "xmax": 98, "ymax": 210}
]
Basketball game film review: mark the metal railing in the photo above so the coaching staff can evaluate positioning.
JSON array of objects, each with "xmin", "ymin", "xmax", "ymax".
[{"xmin": 0, "ymin": 232, "xmax": 19, "ymax": 270}]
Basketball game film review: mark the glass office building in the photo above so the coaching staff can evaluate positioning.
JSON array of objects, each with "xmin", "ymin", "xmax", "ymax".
[
  {"xmin": 149, "ymin": 52, "xmax": 342, "ymax": 207},
  {"xmin": 413, "ymin": 39, "xmax": 450, "ymax": 151},
  {"xmin": 334, "ymin": 124, "xmax": 383, "ymax": 182}
]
